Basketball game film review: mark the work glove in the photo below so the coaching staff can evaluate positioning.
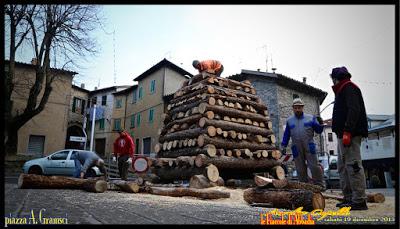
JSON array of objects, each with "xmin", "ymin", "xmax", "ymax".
[
  {"xmin": 127, "ymin": 157, "xmax": 132, "ymax": 164},
  {"xmin": 342, "ymin": 131, "xmax": 352, "ymax": 147},
  {"xmin": 316, "ymin": 116, "xmax": 323, "ymax": 125},
  {"xmin": 112, "ymin": 156, "xmax": 117, "ymax": 162}
]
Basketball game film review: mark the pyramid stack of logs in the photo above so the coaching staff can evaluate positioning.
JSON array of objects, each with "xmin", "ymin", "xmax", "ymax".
[{"xmin": 151, "ymin": 71, "xmax": 284, "ymax": 183}]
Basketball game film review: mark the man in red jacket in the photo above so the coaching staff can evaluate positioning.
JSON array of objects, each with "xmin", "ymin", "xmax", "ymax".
[
  {"xmin": 192, "ymin": 59, "xmax": 224, "ymax": 76},
  {"xmin": 113, "ymin": 129, "xmax": 135, "ymax": 180}
]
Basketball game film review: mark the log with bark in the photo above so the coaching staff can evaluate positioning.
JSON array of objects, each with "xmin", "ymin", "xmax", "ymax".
[
  {"xmin": 198, "ymin": 118, "xmax": 274, "ymax": 137},
  {"xmin": 322, "ymin": 192, "xmax": 385, "ymax": 203},
  {"xmin": 157, "ymin": 145, "xmax": 217, "ymax": 158},
  {"xmin": 195, "ymin": 154, "xmax": 281, "ymax": 170},
  {"xmin": 197, "ymin": 135, "xmax": 277, "ymax": 151},
  {"xmin": 151, "ymin": 164, "xmax": 219, "ymax": 182},
  {"xmin": 254, "ymin": 176, "xmax": 325, "ymax": 193},
  {"xmin": 198, "ymin": 103, "xmax": 270, "ymax": 123},
  {"xmin": 109, "ymin": 180, "xmax": 141, "ymax": 193},
  {"xmin": 243, "ymin": 187, "xmax": 325, "ymax": 211},
  {"xmin": 146, "ymin": 186, "xmax": 230, "ymax": 199},
  {"xmin": 159, "ymin": 127, "xmax": 209, "ymax": 143},
  {"xmin": 189, "ymin": 175, "xmax": 224, "ymax": 189},
  {"xmin": 18, "ymin": 174, "xmax": 107, "ymax": 193}
]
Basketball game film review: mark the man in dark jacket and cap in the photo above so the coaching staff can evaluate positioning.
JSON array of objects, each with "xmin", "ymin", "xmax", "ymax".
[{"xmin": 330, "ymin": 66, "xmax": 368, "ymax": 210}]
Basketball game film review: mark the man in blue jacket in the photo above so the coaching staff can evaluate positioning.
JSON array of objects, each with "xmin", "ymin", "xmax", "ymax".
[
  {"xmin": 281, "ymin": 98, "xmax": 325, "ymax": 189},
  {"xmin": 73, "ymin": 150, "xmax": 107, "ymax": 179},
  {"xmin": 330, "ymin": 66, "xmax": 368, "ymax": 210}
]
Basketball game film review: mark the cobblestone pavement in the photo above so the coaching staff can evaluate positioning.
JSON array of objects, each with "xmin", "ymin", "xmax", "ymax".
[{"xmin": 4, "ymin": 176, "xmax": 397, "ymax": 225}]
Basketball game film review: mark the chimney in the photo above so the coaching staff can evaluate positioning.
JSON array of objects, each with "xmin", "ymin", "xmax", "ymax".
[
  {"xmin": 303, "ymin": 77, "xmax": 307, "ymax": 84},
  {"xmin": 31, "ymin": 58, "xmax": 37, "ymax": 65},
  {"xmin": 81, "ymin": 83, "xmax": 85, "ymax": 89},
  {"xmin": 257, "ymin": 69, "xmax": 260, "ymax": 72},
  {"xmin": 94, "ymin": 86, "xmax": 98, "ymax": 90},
  {"xmin": 272, "ymin": 68, "xmax": 277, "ymax": 73}
]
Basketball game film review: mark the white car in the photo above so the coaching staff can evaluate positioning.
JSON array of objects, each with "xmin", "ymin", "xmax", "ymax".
[{"xmin": 22, "ymin": 149, "xmax": 104, "ymax": 177}]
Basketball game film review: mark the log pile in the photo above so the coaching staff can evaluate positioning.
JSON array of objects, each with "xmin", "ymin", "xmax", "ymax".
[
  {"xmin": 243, "ymin": 175, "xmax": 326, "ymax": 211},
  {"xmin": 153, "ymin": 71, "xmax": 284, "ymax": 182}
]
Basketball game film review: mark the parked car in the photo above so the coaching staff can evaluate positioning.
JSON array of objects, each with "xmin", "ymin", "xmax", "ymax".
[
  {"xmin": 319, "ymin": 155, "xmax": 340, "ymax": 188},
  {"xmin": 22, "ymin": 149, "xmax": 104, "ymax": 177}
]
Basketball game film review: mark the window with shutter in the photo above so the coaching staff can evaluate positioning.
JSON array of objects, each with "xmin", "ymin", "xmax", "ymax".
[
  {"xmin": 131, "ymin": 114, "xmax": 135, "ymax": 128},
  {"xmin": 72, "ymin": 97, "xmax": 76, "ymax": 112},
  {"xmin": 81, "ymin": 100, "xmax": 86, "ymax": 115},
  {"xmin": 28, "ymin": 135, "xmax": 45, "ymax": 156},
  {"xmin": 149, "ymin": 109, "xmax": 154, "ymax": 123}
]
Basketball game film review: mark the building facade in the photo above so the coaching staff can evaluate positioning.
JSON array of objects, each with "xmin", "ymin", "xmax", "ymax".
[
  {"xmin": 86, "ymin": 86, "xmax": 130, "ymax": 157},
  {"xmin": 321, "ymin": 119, "xmax": 338, "ymax": 156},
  {"xmin": 65, "ymin": 84, "xmax": 90, "ymax": 150},
  {"xmin": 361, "ymin": 115, "xmax": 395, "ymax": 188},
  {"xmin": 228, "ymin": 70, "xmax": 328, "ymax": 154},
  {"xmin": 6, "ymin": 60, "xmax": 77, "ymax": 157},
  {"xmin": 124, "ymin": 59, "xmax": 192, "ymax": 157}
]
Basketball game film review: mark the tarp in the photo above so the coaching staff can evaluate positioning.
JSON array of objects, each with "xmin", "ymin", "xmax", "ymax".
[{"xmin": 87, "ymin": 106, "xmax": 105, "ymax": 121}]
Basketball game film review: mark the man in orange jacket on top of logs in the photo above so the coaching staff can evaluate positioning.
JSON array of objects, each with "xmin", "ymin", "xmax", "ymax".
[
  {"xmin": 113, "ymin": 129, "xmax": 135, "ymax": 180},
  {"xmin": 192, "ymin": 59, "xmax": 224, "ymax": 77}
]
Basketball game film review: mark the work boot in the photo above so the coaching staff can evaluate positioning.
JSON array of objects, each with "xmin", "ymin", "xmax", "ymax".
[
  {"xmin": 336, "ymin": 200, "xmax": 351, "ymax": 208},
  {"xmin": 349, "ymin": 201, "xmax": 368, "ymax": 211}
]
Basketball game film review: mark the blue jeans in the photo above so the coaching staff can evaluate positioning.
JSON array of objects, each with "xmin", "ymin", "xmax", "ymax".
[{"xmin": 73, "ymin": 159, "xmax": 82, "ymax": 178}]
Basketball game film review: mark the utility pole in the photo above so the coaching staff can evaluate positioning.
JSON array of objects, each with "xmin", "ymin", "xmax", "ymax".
[{"xmin": 89, "ymin": 104, "xmax": 96, "ymax": 151}]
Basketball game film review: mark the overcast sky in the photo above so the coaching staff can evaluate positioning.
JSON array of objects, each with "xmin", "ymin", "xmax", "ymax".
[{"xmin": 12, "ymin": 5, "xmax": 396, "ymax": 120}]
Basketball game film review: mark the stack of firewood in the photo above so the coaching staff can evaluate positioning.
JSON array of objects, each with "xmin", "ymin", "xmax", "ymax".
[
  {"xmin": 243, "ymin": 175, "xmax": 326, "ymax": 211},
  {"xmin": 151, "ymin": 71, "xmax": 284, "ymax": 184}
]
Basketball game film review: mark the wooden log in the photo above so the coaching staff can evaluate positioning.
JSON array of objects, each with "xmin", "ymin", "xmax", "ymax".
[
  {"xmin": 254, "ymin": 176, "xmax": 325, "ymax": 193},
  {"xmin": 198, "ymin": 103, "xmax": 270, "ymax": 123},
  {"xmin": 242, "ymin": 133, "xmax": 247, "ymax": 139},
  {"xmin": 109, "ymin": 180, "xmax": 140, "ymax": 193},
  {"xmin": 195, "ymin": 154, "xmax": 281, "ymax": 170},
  {"xmin": 234, "ymin": 149, "xmax": 241, "ymax": 157},
  {"xmin": 216, "ymin": 128, "xmax": 223, "ymax": 135},
  {"xmin": 271, "ymin": 150, "xmax": 282, "ymax": 160},
  {"xmin": 172, "ymin": 140, "xmax": 178, "ymax": 149},
  {"xmin": 147, "ymin": 186, "xmax": 230, "ymax": 199},
  {"xmin": 157, "ymin": 145, "xmax": 217, "ymax": 158},
  {"xmin": 151, "ymin": 167, "xmax": 206, "ymax": 182},
  {"xmin": 162, "ymin": 142, "xmax": 168, "ymax": 151},
  {"xmin": 242, "ymin": 80, "xmax": 252, "ymax": 86},
  {"xmin": 18, "ymin": 174, "xmax": 107, "ymax": 193},
  {"xmin": 270, "ymin": 166, "xmax": 285, "ymax": 180},
  {"xmin": 159, "ymin": 127, "xmax": 207, "ymax": 142},
  {"xmin": 161, "ymin": 114, "xmax": 205, "ymax": 135},
  {"xmin": 223, "ymin": 131, "xmax": 229, "ymax": 138},
  {"xmin": 205, "ymin": 164, "xmax": 219, "ymax": 182},
  {"xmin": 237, "ymin": 118, "xmax": 244, "ymax": 123},
  {"xmin": 225, "ymin": 179, "xmax": 242, "ymax": 188},
  {"xmin": 243, "ymin": 188, "xmax": 325, "ymax": 211},
  {"xmin": 230, "ymin": 117, "xmax": 237, "ymax": 122},
  {"xmin": 199, "ymin": 118, "xmax": 274, "ymax": 137},
  {"xmin": 226, "ymin": 150, "xmax": 233, "ymax": 157},
  {"xmin": 190, "ymin": 174, "xmax": 212, "ymax": 189},
  {"xmin": 259, "ymin": 122, "xmax": 265, "ymax": 128},
  {"xmin": 218, "ymin": 149, "xmax": 225, "ymax": 156},
  {"xmin": 154, "ymin": 143, "xmax": 161, "ymax": 153},
  {"xmin": 207, "ymin": 126, "xmax": 217, "ymax": 137},
  {"xmin": 237, "ymin": 133, "xmax": 243, "ymax": 140},
  {"xmin": 229, "ymin": 130, "xmax": 237, "ymax": 139},
  {"xmin": 223, "ymin": 116, "xmax": 231, "ymax": 122},
  {"xmin": 217, "ymin": 99, "xmax": 224, "ymax": 106},
  {"xmin": 206, "ymin": 94, "xmax": 267, "ymax": 112},
  {"xmin": 170, "ymin": 85, "xmax": 215, "ymax": 104},
  {"xmin": 197, "ymin": 135, "xmax": 277, "ymax": 151},
  {"xmin": 167, "ymin": 141, "xmax": 173, "ymax": 150},
  {"xmin": 214, "ymin": 114, "xmax": 221, "ymax": 120},
  {"xmin": 189, "ymin": 175, "xmax": 225, "ymax": 188},
  {"xmin": 262, "ymin": 150, "xmax": 269, "ymax": 158},
  {"xmin": 176, "ymin": 156, "xmax": 195, "ymax": 168},
  {"xmin": 322, "ymin": 192, "xmax": 385, "ymax": 203}
]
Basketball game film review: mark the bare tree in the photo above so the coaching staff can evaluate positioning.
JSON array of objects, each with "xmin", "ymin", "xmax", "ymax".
[{"xmin": 4, "ymin": 5, "xmax": 103, "ymax": 155}]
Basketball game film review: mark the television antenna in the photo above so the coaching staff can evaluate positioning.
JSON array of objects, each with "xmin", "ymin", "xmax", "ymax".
[{"xmin": 113, "ymin": 29, "xmax": 116, "ymax": 85}]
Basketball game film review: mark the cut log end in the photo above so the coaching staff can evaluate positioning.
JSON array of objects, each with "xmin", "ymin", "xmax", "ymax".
[
  {"xmin": 205, "ymin": 164, "xmax": 219, "ymax": 183},
  {"xmin": 312, "ymin": 192, "xmax": 326, "ymax": 210},
  {"xmin": 205, "ymin": 144, "xmax": 217, "ymax": 157}
]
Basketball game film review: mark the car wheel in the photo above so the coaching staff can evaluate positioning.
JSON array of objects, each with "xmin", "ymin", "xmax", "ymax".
[{"xmin": 28, "ymin": 166, "xmax": 42, "ymax": 175}]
